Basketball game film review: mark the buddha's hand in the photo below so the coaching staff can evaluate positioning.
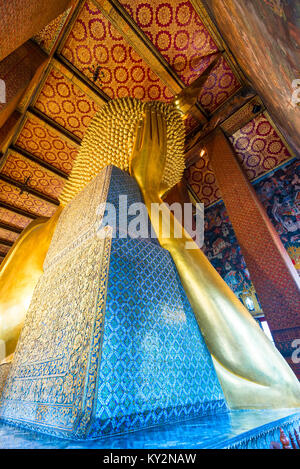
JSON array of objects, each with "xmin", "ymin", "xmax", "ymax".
[{"xmin": 130, "ymin": 106, "xmax": 169, "ymax": 200}]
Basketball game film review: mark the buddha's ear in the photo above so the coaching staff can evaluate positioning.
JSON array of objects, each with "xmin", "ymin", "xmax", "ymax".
[{"xmin": 172, "ymin": 52, "xmax": 223, "ymax": 119}]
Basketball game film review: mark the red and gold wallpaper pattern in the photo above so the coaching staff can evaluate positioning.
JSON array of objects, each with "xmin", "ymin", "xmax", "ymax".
[
  {"xmin": 0, "ymin": 227, "xmax": 19, "ymax": 243},
  {"xmin": 0, "ymin": 181, "xmax": 57, "ymax": 218},
  {"xmin": 61, "ymin": 1, "xmax": 174, "ymax": 102},
  {"xmin": 0, "ymin": 207, "xmax": 32, "ymax": 230},
  {"xmin": 184, "ymin": 114, "xmax": 200, "ymax": 135},
  {"xmin": 185, "ymin": 113, "xmax": 293, "ymax": 206},
  {"xmin": 34, "ymin": 67, "xmax": 101, "ymax": 140},
  {"xmin": 229, "ymin": 113, "xmax": 293, "ymax": 181},
  {"xmin": 33, "ymin": 7, "xmax": 72, "ymax": 54},
  {"xmin": 15, "ymin": 115, "xmax": 78, "ymax": 174},
  {"xmin": 1, "ymin": 150, "xmax": 65, "ymax": 200},
  {"xmin": 185, "ymin": 152, "xmax": 221, "ymax": 206},
  {"xmin": 119, "ymin": 0, "xmax": 241, "ymax": 112}
]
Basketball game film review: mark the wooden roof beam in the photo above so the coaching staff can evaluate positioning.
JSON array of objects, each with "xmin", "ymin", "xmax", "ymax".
[
  {"xmin": 0, "ymin": 222, "xmax": 22, "ymax": 234},
  {"xmin": 0, "ymin": 238, "xmax": 13, "ymax": 247}
]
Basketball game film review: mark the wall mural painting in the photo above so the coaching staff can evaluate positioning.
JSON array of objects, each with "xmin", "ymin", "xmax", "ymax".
[
  {"xmin": 203, "ymin": 158, "xmax": 300, "ymax": 312},
  {"xmin": 204, "ymin": 0, "xmax": 300, "ymax": 154},
  {"xmin": 203, "ymin": 202, "xmax": 253, "ymax": 301},
  {"xmin": 255, "ymin": 158, "xmax": 300, "ymax": 273}
]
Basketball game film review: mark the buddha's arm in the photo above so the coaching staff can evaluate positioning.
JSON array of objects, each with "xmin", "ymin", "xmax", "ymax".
[{"xmin": 131, "ymin": 107, "xmax": 300, "ymax": 408}]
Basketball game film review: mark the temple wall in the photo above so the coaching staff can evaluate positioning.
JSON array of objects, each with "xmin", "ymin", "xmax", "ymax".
[{"xmin": 203, "ymin": 158, "xmax": 300, "ymax": 306}]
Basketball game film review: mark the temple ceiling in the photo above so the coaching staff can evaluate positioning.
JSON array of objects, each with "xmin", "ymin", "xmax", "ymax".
[{"xmin": 0, "ymin": 0, "xmax": 296, "ymax": 265}]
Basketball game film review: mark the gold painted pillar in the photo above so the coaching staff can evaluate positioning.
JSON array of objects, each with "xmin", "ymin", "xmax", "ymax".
[{"xmin": 205, "ymin": 129, "xmax": 300, "ymax": 379}]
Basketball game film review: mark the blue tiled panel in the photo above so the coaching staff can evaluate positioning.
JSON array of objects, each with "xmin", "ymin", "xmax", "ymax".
[
  {"xmin": 87, "ymin": 167, "xmax": 227, "ymax": 438},
  {"xmin": 88, "ymin": 237, "xmax": 227, "ymax": 438}
]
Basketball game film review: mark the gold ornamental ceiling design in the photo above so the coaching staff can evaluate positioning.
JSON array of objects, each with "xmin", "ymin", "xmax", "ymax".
[
  {"xmin": 32, "ymin": 8, "xmax": 73, "ymax": 55},
  {"xmin": 185, "ymin": 112, "xmax": 294, "ymax": 207},
  {"xmin": 33, "ymin": 64, "xmax": 102, "ymax": 140},
  {"xmin": 1, "ymin": 150, "xmax": 65, "ymax": 200},
  {"xmin": 229, "ymin": 113, "xmax": 293, "ymax": 181},
  {"xmin": 0, "ymin": 180, "xmax": 57, "ymax": 218},
  {"xmin": 0, "ymin": 227, "xmax": 19, "ymax": 243},
  {"xmin": 0, "ymin": 243, "xmax": 10, "ymax": 256},
  {"xmin": 0, "ymin": 207, "xmax": 32, "ymax": 230},
  {"xmin": 60, "ymin": 1, "xmax": 174, "ymax": 102},
  {"xmin": 118, "ymin": 0, "xmax": 241, "ymax": 113}
]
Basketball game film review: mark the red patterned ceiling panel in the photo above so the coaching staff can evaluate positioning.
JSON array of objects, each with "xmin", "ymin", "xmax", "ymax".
[
  {"xmin": 185, "ymin": 152, "xmax": 221, "ymax": 207},
  {"xmin": 119, "ymin": 0, "xmax": 218, "ymax": 84},
  {"xmin": 1, "ymin": 150, "xmax": 65, "ymax": 200},
  {"xmin": 0, "ymin": 227, "xmax": 19, "ymax": 243},
  {"xmin": 185, "ymin": 113, "xmax": 293, "ymax": 207},
  {"xmin": 184, "ymin": 114, "xmax": 199, "ymax": 136},
  {"xmin": 0, "ymin": 207, "xmax": 32, "ymax": 230},
  {"xmin": 229, "ymin": 113, "xmax": 293, "ymax": 181},
  {"xmin": 198, "ymin": 55, "xmax": 241, "ymax": 113},
  {"xmin": 15, "ymin": 115, "xmax": 78, "ymax": 174},
  {"xmin": 0, "ymin": 181, "xmax": 57, "ymax": 218},
  {"xmin": 34, "ymin": 67, "xmax": 101, "ymax": 139},
  {"xmin": 119, "ymin": 0, "xmax": 241, "ymax": 112},
  {"xmin": 61, "ymin": 0, "xmax": 174, "ymax": 102}
]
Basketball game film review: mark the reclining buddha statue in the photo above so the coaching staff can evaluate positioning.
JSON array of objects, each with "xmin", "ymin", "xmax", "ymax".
[{"xmin": 0, "ymin": 58, "xmax": 299, "ymax": 438}]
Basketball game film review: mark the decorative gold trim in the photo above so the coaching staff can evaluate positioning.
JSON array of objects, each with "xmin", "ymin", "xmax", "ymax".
[
  {"xmin": 0, "ymin": 153, "xmax": 8, "ymax": 173},
  {"xmin": 190, "ymin": 0, "xmax": 224, "ymax": 51},
  {"xmin": 56, "ymin": 0, "xmax": 86, "ymax": 56},
  {"xmin": 186, "ymin": 184, "xmax": 202, "ymax": 206},
  {"xmin": 0, "ymin": 113, "xmax": 24, "ymax": 157},
  {"xmin": 29, "ymin": 62, "xmax": 54, "ymax": 109},
  {"xmin": 5, "ymin": 113, "xmax": 29, "ymax": 153}
]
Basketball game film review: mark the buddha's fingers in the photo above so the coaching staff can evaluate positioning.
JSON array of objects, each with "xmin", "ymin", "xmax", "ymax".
[
  {"xmin": 133, "ymin": 119, "xmax": 144, "ymax": 153},
  {"xmin": 142, "ymin": 106, "xmax": 152, "ymax": 147}
]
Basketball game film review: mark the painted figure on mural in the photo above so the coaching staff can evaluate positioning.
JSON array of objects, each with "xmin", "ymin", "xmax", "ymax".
[{"xmin": 261, "ymin": 0, "xmax": 300, "ymax": 47}]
